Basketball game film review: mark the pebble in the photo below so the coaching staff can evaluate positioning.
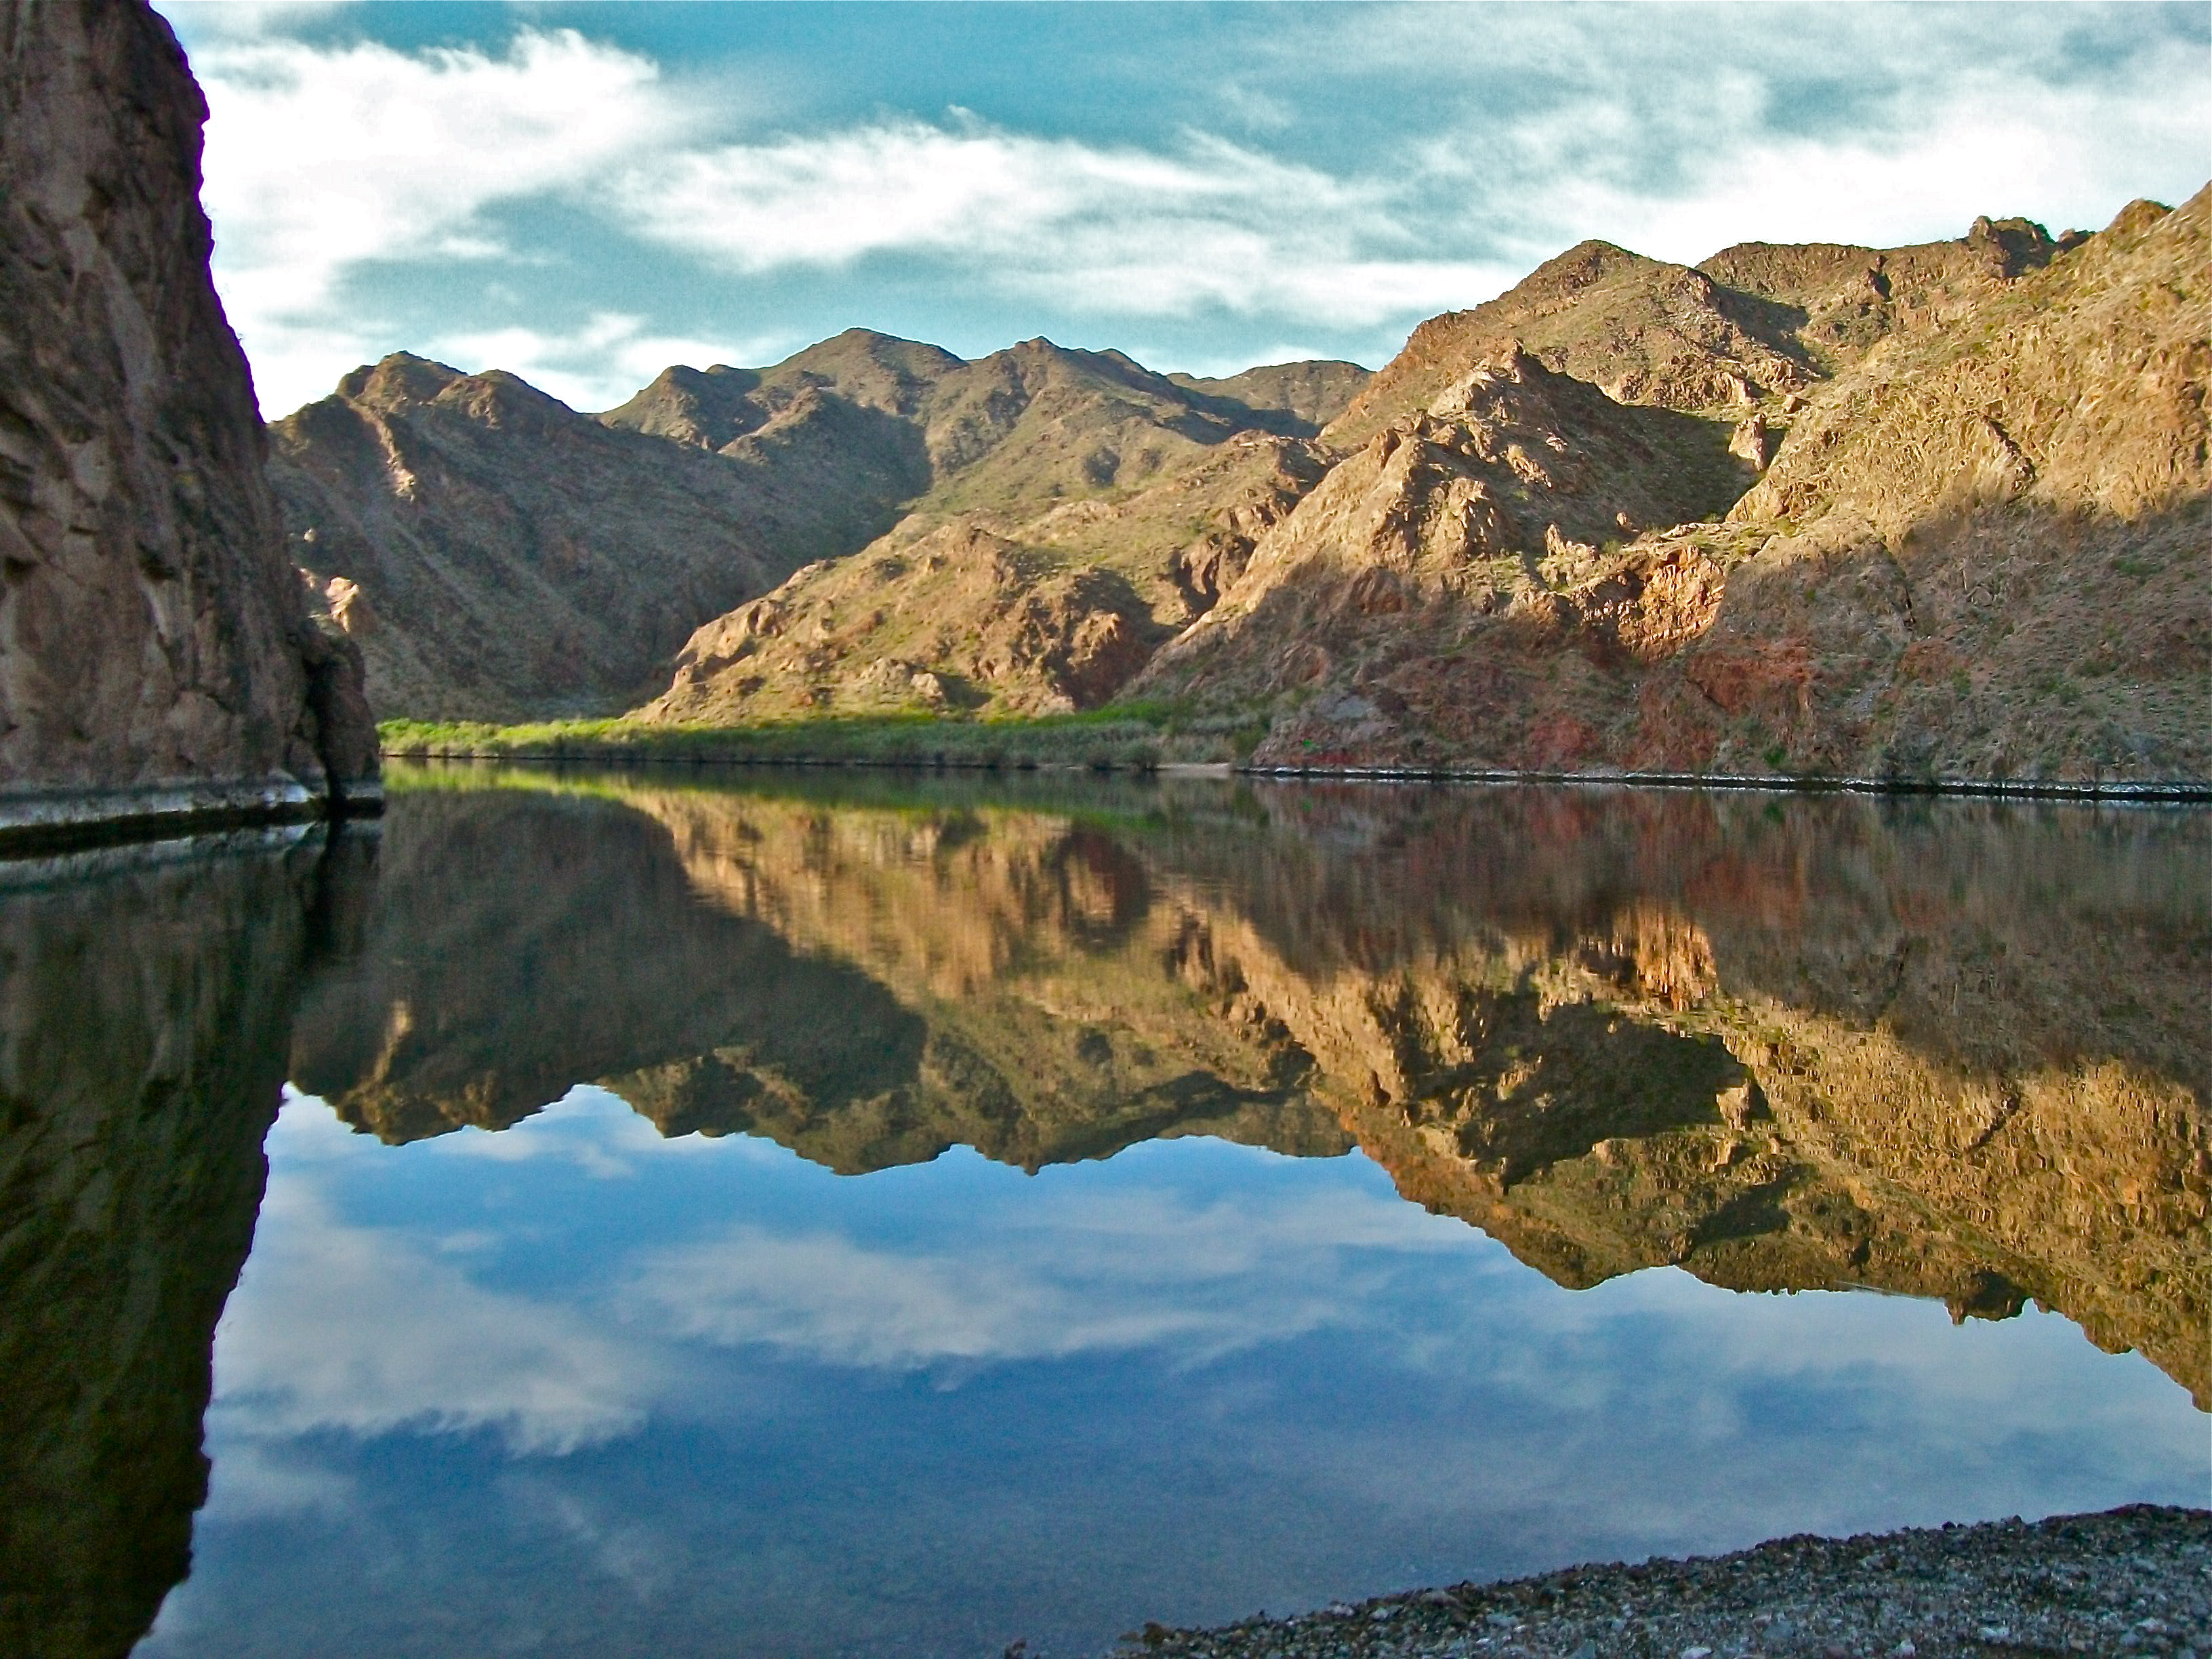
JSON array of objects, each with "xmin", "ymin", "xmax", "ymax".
[{"xmin": 1115, "ymin": 1504, "xmax": 2212, "ymax": 1659}]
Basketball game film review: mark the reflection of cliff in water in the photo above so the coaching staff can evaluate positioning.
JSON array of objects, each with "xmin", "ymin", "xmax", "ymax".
[
  {"xmin": 287, "ymin": 786, "xmax": 1349, "ymax": 1172},
  {"xmin": 1158, "ymin": 785, "xmax": 2211, "ymax": 1410},
  {"xmin": 0, "ymin": 829, "xmax": 375, "ymax": 1659},
  {"xmin": 298, "ymin": 769, "xmax": 2208, "ymax": 1406}
]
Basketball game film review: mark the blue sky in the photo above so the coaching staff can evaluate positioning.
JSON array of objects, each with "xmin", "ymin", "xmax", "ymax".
[{"xmin": 154, "ymin": 2, "xmax": 2211, "ymax": 419}]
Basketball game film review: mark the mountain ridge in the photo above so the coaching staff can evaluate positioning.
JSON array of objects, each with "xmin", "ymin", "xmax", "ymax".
[
  {"xmin": 275, "ymin": 189, "xmax": 2208, "ymax": 786},
  {"xmin": 280, "ymin": 331, "xmax": 1368, "ymax": 721}
]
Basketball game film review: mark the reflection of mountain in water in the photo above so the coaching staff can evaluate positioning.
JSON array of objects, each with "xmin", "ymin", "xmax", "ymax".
[
  {"xmin": 0, "ymin": 830, "xmax": 374, "ymax": 1659},
  {"xmin": 288, "ymin": 785, "xmax": 1350, "ymax": 1172},
  {"xmin": 292, "ymin": 769, "xmax": 2209, "ymax": 1407}
]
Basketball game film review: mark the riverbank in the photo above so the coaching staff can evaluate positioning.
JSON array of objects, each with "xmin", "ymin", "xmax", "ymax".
[
  {"xmin": 0, "ymin": 777, "xmax": 383, "ymax": 859},
  {"xmin": 376, "ymin": 717, "xmax": 2211, "ymax": 800},
  {"xmin": 1115, "ymin": 1506, "xmax": 2209, "ymax": 1659}
]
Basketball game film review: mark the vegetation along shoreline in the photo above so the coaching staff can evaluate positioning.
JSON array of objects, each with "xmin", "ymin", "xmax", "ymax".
[{"xmin": 373, "ymin": 718, "xmax": 2212, "ymax": 802}]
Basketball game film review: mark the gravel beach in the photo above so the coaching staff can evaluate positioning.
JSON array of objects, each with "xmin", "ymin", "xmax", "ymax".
[{"xmin": 1112, "ymin": 1506, "xmax": 2211, "ymax": 1659}]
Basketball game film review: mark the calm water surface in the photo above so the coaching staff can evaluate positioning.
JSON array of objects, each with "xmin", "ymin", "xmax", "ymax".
[{"xmin": 3, "ymin": 769, "xmax": 2205, "ymax": 1658}]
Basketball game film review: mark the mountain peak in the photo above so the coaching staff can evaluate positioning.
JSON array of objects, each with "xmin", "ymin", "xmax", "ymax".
[{"xmin": 334, "ymin": 352, "xmax": 464, "ymax": 411}]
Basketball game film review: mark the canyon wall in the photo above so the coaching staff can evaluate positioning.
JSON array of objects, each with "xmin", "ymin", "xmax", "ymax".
[{"xmin": 0, "ymin": 0, "xmax": 377, "ymax": 841}]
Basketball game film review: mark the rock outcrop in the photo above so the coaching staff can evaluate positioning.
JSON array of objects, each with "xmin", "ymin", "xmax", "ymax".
[
  {"xmin": 642, "ymin": 434, "xmax": 1329, "ymax": 720},
  {"xmin": 277, "ymin": 331, "xmax": 1367, "ymax": 721},
  {"xmin": 1327, "ymin": 216, "xmax": 2064, "ymax": 445},
  {"xmin": 1164, "ymin": 359, "xmax": 1372, "ymax": 430},
  {"xmin": 0, "ymin": 0, "xmax": 378, "ymax": 839},
  {"xmin": 1129, "ymin": 345, "xmax": 1751, "ymax": 745},
  {"xmin": 259, "ymin": 178, "xmax": 2202, "ymax": 786},
  {"xmin": 272, "ymin": 352, "xmax": 914, "ymax": 722},
  {"xmin": 1136, "ymin": 189, "xmax": 2211, "ymax": 785}
]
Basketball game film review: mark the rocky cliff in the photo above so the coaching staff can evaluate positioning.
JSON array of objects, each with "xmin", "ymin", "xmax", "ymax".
[
  {"xmin": 0, "ymin": 0, "xmax": 377, "ymax": 838},
  {"xmin": 644, "ymin": 194, "xmax": 2202, "ymax": 771},
  {"xmin": 1134, "ymin": 190, "xmax": 2210, "ymax": 784},
  {"xmin": 640, "ymin": 432, "xmax": 1328, "ymax": 720},
  {"xmin": 267, "ymin": 184, "xmax": 2203, "ymax": 785},
  {"xmin": 1327, "ymin": 215, "xmax": 2066, "ymax": 443},
  {"xmin": 279, "ymin": 331, "xmax": 1368, "ymax": 721}
]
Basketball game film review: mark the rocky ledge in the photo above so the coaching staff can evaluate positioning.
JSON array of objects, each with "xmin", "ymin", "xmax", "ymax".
[{"xmin": 1116, "ymin": 1507, "xmax": 2210, "ymax": 1659}]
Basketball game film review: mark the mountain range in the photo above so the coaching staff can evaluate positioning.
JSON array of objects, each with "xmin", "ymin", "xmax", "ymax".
[{"xmin": 279, "ymin": 187, "xmax": 2209, "ymax": 784}]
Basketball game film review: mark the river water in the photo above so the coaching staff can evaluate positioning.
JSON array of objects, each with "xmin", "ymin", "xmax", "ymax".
[{"xmin": 3, "ymin": 767, "xmax": 2205, "ymax": 1658}]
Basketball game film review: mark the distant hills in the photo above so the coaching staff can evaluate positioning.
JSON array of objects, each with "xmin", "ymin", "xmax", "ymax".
[
  {"xmin": 276, "ymin": 333, "xmax": 1365, "ymax": 722},
  {"xmin": 276, "ymin": 186, "xmax": 2209, "ymax": 783}
]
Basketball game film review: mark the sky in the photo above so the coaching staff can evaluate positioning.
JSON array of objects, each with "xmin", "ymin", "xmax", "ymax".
[{"xmin": 152, "ymin": 2, "xmax": 2212, "ymax": 420}]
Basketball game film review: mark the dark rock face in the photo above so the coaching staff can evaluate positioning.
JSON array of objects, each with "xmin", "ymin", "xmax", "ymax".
[
  {"xmin": 0, "ymin": 826, "xmax": 375, "ymax": 1659},
  {"xmin": 0, "ymin": 0, "xmax": 378, "ymax": 838}
]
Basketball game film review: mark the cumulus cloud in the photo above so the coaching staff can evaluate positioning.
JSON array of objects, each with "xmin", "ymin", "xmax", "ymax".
[
  {"xmin": 213, "ymin": 1171, "xmax": 661, "ymax": 1453},
  {"xmin": 182, "ymin": 25, "xmax": 687, "ymax": 411},
  {"xmin": 162, "ymin": 4, "xmax": 2206, "ymax": 415},
  {"xmin": 1286, "ymin": 3, "xmax": 2209, "ymax": 262},
  {"xmin": 1452, "ymin": 56, "xmax": 2209, "ymax": 264}
]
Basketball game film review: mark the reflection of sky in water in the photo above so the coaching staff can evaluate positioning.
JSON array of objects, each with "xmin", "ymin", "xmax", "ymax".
[{"xmin": 141, "ymin": 1086, "xmax": 2205, "ymax": 1659}]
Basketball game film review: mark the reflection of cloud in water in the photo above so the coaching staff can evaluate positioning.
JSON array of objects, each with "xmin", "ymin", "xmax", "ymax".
[
  {"xmin": 636, "ymin": 1183, "xmax": 1497, "ymax": 1371},
  {"xmin": 214, "ymin": 1104, "xmax": 663, "ymax": 1454},
  {"xmin": 167, "ymin": 1087, "xmax": 2206, "ymax": 1659},
  {"xmin": 223, "ymin": 1091, "xmax": 2197, "ymax": 1502},
  {"xmin": 1275, "ymin": 1266, "xmax": 2197, "ymax": 1539}
]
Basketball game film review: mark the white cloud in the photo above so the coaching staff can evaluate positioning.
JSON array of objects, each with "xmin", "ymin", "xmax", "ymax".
[
  {"xmin": 165, "ymin": 5, "xmax": 2208, "ymax": 418},
  {"xmin": 183, "ymin": 26, "xmax": 689, "ymax": 412},
  {"xmin": 1457, "ymin": 54, "xmax": 2212, "ymax": 266},
  {"xmin": 212, "ymin": 1169, "xmax": 661, "ymax": 1453},
  {"xmin": 613, "ymin": 118, "xmax": 1516, "ymax": 327}
]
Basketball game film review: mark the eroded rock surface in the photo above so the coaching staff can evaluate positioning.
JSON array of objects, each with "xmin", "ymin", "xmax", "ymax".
[
  {"xmin": 279, "ymin": 332, "xmax": 1366, "ymax": 721},
  {"xmin": 1139, "ymin": 190, "xmax": 2211, "ymax": 784},
  {"xmin": 0, "ymin": 0, "xmax": 377, "ymax": 832}
]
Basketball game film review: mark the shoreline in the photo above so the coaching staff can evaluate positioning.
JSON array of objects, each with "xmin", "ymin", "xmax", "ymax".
[
  {"xmin": 1116, "ymin": 1505, "xmax": 2211, "ymax": 1659},
  {"xmin": 6, "ymin": 750, "xmax": 2203, "ymax": 862},
  {"xmin": 0, "ymin": 777, "xmax": 385, "ymax": 859},
  {"xmin": 386, "ymin": 745, "xmax": 2212, "ymax": 802}
]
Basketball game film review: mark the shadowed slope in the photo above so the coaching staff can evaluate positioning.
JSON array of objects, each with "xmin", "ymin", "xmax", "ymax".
[{"xmin": 1134, "ymin": 189, "xmax": 2209, "ymax": 784}]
